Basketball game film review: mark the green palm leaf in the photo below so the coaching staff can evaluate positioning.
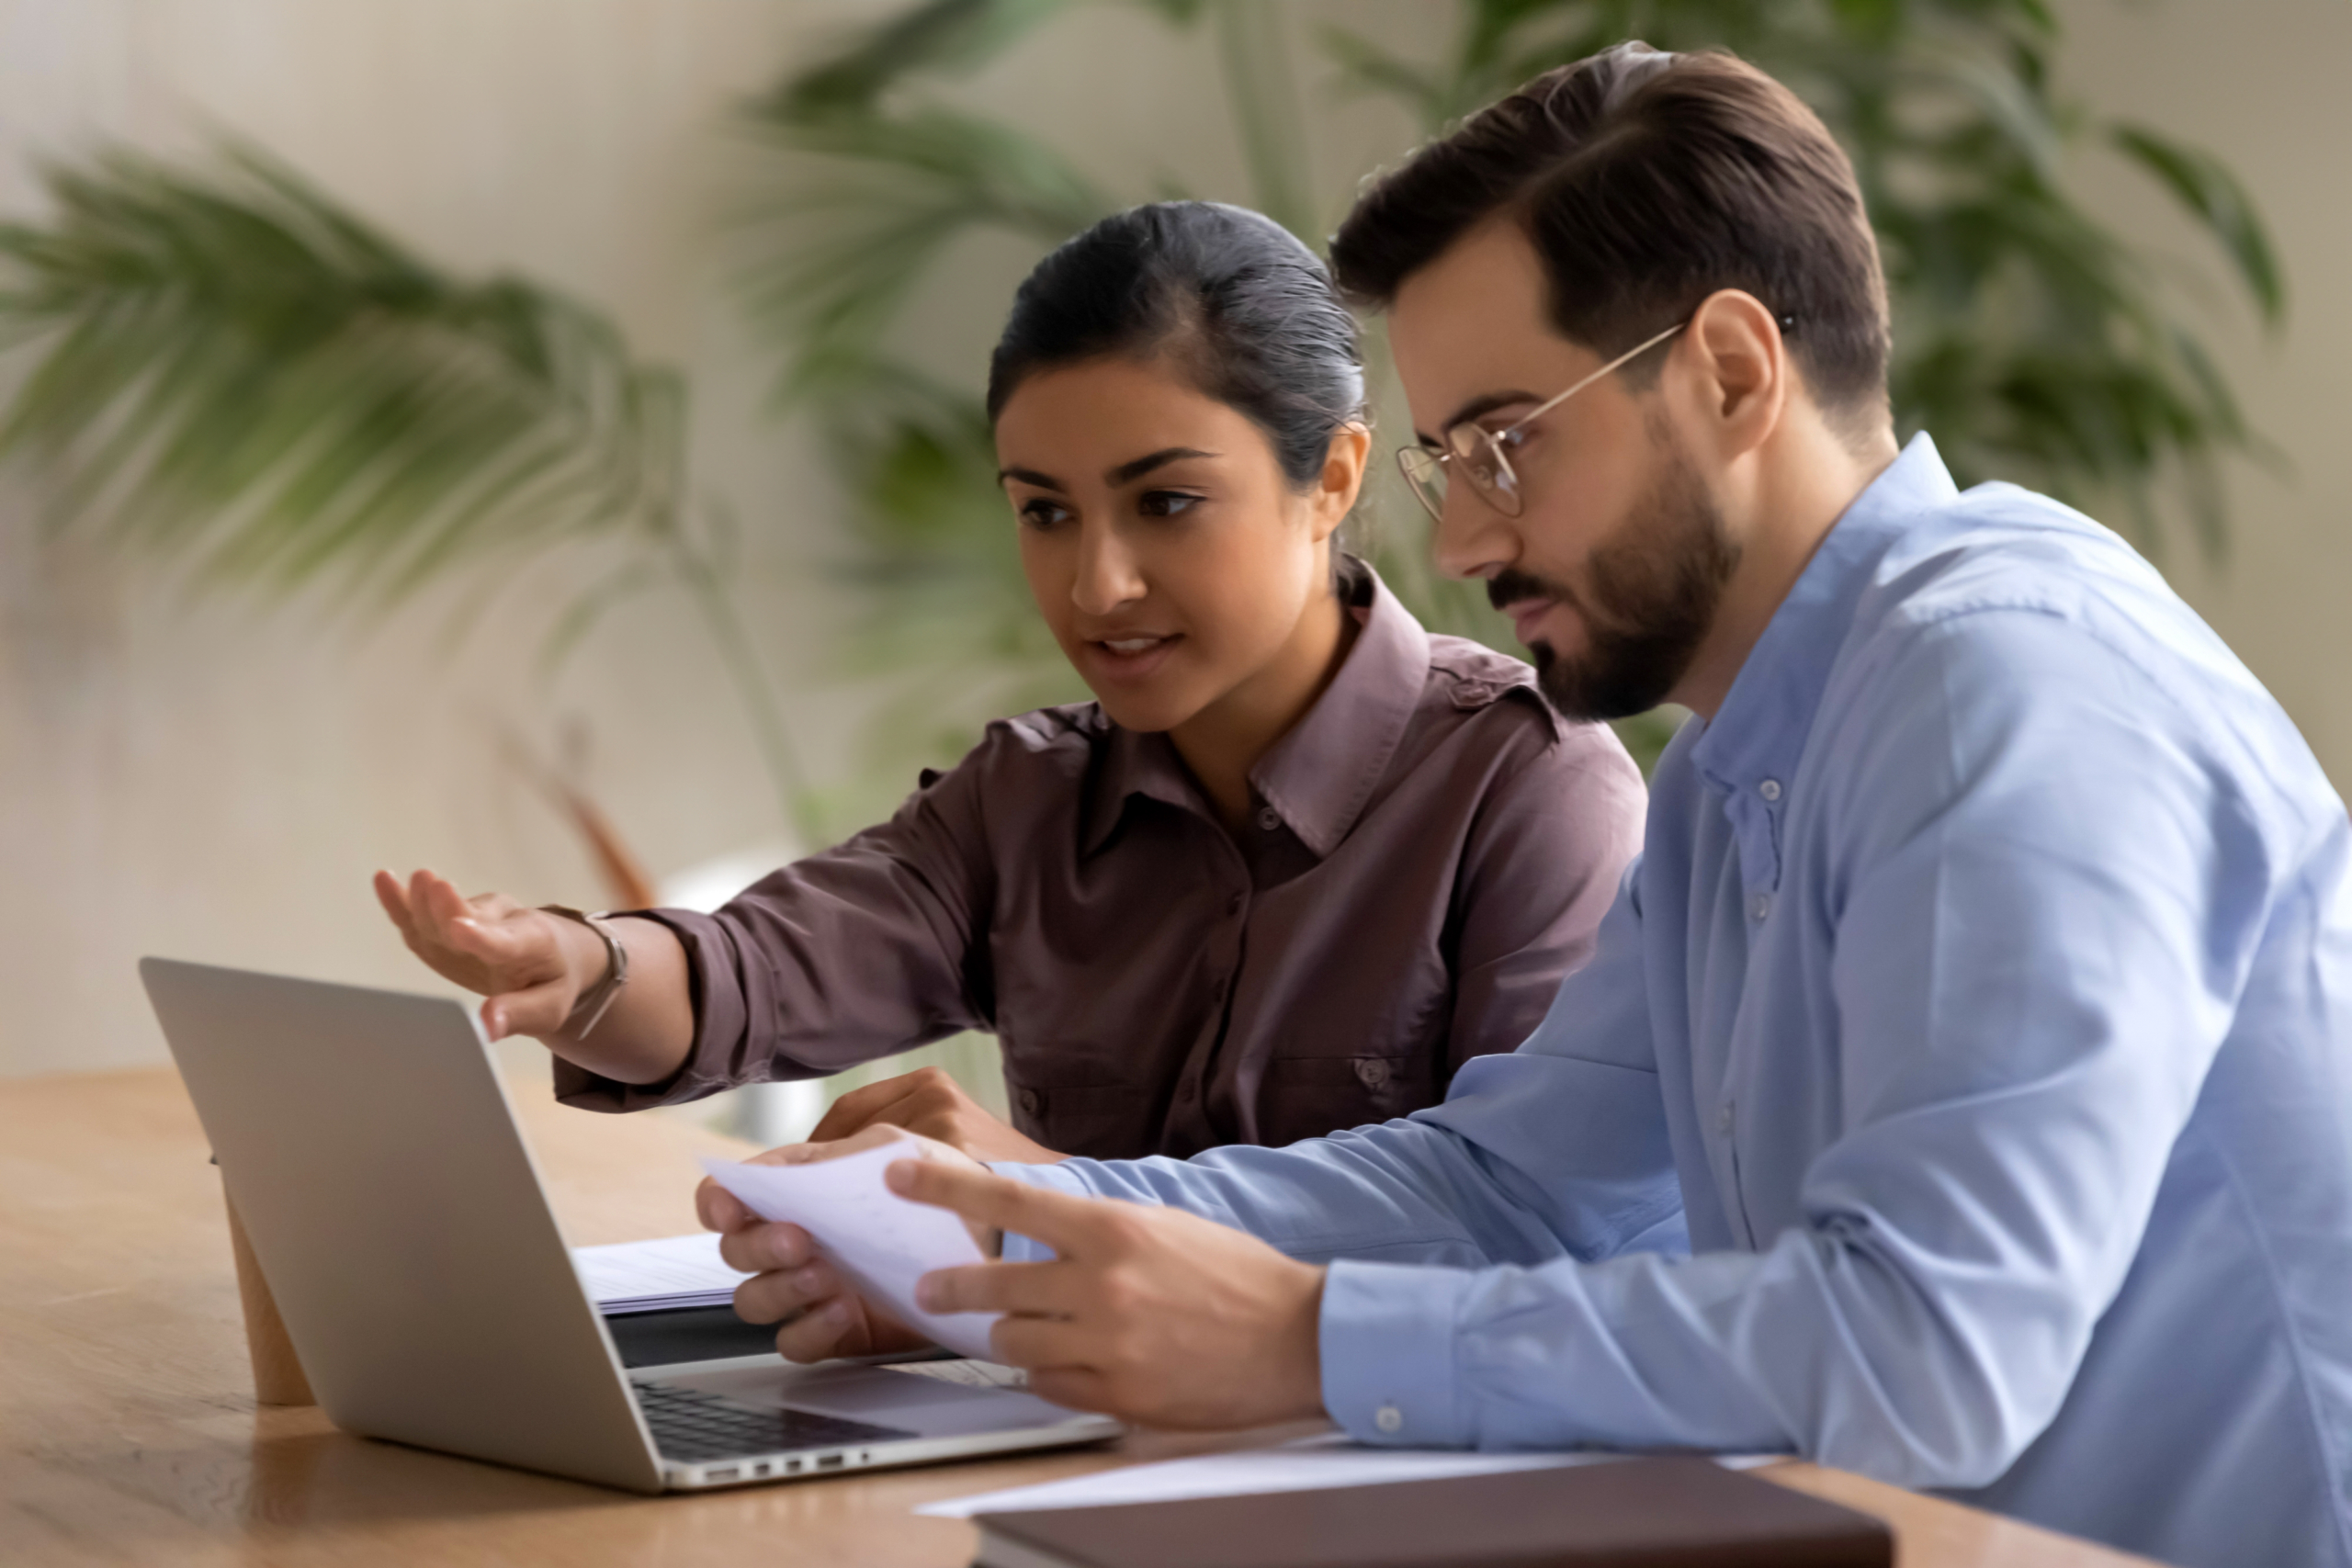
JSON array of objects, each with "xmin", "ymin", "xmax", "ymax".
[{"xmin": 0, "ymin": 146, "xmax": 681, "ymax": 609}]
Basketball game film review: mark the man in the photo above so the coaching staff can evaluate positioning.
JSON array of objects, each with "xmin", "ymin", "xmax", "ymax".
[{"xmin": 705, "ymin": 44, "xmax": 2352, "ymax": 1568}]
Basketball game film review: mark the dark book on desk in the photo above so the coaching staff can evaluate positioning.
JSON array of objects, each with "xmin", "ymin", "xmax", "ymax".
[{"xmin": 970, "ymin": 1456, "xmax": 1892, "ymax": 1568}]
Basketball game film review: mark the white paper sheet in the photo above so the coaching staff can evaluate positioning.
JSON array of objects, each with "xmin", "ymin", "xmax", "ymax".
[
  {"xmin": 915, "ymin": 1433, "xmax": 1784, "ymax": 1517},
  {"xmin": 698, "ymin": 1139, "xmax": 1001, "ymax": 1359},
  {"xmin": 571, "ymin": 1232, "xmax": 749, "ymax": 1314}
]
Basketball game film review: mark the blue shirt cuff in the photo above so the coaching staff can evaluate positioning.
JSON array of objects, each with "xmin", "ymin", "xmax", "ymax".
[
  {"xmin": 982, "ymin": 1159, "xmax": 1094, "ymax": 1262},
  {"xmin": 1320, "ymin": 1258, "xmax": 1476, "ymax": 1447}
]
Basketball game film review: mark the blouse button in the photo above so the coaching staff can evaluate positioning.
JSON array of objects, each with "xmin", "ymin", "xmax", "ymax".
[
  {"xmin": 1758, "ymin": 778, "xmax": 1782, "ymax": 802},
  {"xmin": 1255, "ymin": 807, "xmax": 1282, "ymax": 832},
  {"xmin": 1354, "ymin": 1057, "xmax": 1391, "ymax": 1089},
  {"xmin": 1017, "ymin": 1088, "xmax": 1042, "ymax": 1117},
  {"xmin": 1374, "ymin": 1404, "xmax": 1405, "ymax": 1435}
]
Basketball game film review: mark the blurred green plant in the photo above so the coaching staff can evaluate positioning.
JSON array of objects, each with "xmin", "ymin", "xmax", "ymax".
[
  {"xmin": 1323, "ymin": 0, "xmax": 2286, "ymax": 553},
  {"xmin": 0, "ymin": 0, "xmax": 2284, "ymax": 795},
  {"xmin": 740, "ymin": 0, "xmax": 2282, "ymax": 773},
  {"xmin": 0, "ymin": 147, "xmax": 824, "ymax": 847}
]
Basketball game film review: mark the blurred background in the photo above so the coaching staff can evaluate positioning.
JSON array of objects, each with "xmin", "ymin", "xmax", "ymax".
[{"xmin": 1, "ymin": 0, "xmax": 2345, "ymax": 1140}]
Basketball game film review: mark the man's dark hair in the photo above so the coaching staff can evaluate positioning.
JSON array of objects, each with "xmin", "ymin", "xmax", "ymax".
[
  {"xmin": 1329, "ymin": 43, "xmax": 1891, "ymax": 440},
  {"xmin": 989, "ymin": 200, "xmax": 1365, "ymax": 490}
]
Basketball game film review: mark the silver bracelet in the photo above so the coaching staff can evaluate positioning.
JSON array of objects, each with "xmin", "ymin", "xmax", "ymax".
[{"xmin": 540, "ymin": 906, "xmax": 630, "ymax": 1039}]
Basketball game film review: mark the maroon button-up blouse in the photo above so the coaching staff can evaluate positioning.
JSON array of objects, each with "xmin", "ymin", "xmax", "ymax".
[{"xmin": 557, "ymin": 562, "xmax": 1646, "ymax": 1159}]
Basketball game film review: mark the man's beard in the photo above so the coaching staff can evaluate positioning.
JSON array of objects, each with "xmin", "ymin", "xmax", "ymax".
[{"xmin": 1487, "ymin": 442, "xmax": 1740, "ymax": 722}]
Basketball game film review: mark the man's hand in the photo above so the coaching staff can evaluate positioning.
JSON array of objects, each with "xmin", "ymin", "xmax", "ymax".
[
  {"xmin": 891, "ymin": 1157, "xmax": 1329, "ymax": 1430},
  {"xmin": 695, "ymin": 1124, "xmax": 996, "ymax": 1363},
  {"xmin": 373, "ymin": 868, "xmax": 597, "ymax": 1042},
  {"xmin": 808, "ymin": 1066, "xmax": 1067, "ymax": 1165}
]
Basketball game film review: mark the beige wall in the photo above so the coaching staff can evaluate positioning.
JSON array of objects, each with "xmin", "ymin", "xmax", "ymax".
[
  {"xmin": 0, "ymin": 0, "xmax": 865, "ymax": 1077},
  {"xmin": 2055, "ymin": 0, "xmax": 2352, "ymax": 773},
  {"xmin": 0, "ymin": 0, "xmax": 1431, "ymax": 1079},
  {"xmin": 1, "ymin": 1, "xmax": 2344, "ymax": 1081}
]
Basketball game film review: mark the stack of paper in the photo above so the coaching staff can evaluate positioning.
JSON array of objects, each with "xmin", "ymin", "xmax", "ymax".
[{"xmin": 571, "ymin": 1231, "xmax": 751, "ymax": 1315}]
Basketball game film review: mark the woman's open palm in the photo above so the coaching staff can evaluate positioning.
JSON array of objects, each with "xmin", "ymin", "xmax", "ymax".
[{"xmin": 372, "ymin": 869, "xmax": 580, "ymax": 1040}]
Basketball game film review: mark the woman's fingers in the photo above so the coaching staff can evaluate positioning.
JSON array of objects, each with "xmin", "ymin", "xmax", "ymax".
[
  {"xmin": 808, "ymin": 1073, "xmax": 927, "ymax": 1143},
  {"xmin": 372, "ymin": 870, "xmax": 416, "ymax": 935},
  {"xmin": 480, "ymin": 974, "xmax": 571, "ymax": 1041}
]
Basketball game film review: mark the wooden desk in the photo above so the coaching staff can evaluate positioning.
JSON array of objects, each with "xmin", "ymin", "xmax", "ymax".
[{"xmin": 0, "ymin": 1066, "xmax": 2158, "ymax": 1567}]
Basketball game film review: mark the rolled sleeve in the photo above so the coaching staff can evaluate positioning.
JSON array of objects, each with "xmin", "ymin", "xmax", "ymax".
[{"xmin": 555, "ymin": 754, "xmax": 998, "ymax": 1115}]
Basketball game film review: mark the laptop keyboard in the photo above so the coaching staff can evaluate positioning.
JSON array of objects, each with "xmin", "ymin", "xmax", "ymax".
[{"xmin": 636, "ymin": 1380, "xmax": 917, "ymax": 1463}]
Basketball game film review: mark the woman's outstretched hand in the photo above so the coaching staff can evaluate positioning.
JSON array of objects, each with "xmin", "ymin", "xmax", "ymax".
[{"xmin": 372, "ymin": 868, "xmax": 595, "ymax": 1042}]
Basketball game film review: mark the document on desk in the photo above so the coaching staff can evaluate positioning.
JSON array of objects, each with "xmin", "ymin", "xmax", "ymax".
[
  {"xmin": 698, "ymin": 1140, "xmax": 1001, "ymax": 1359},
  {"xmin": 915, "ymin": 1433, "xmax": 1784, "ymax": 1517},
  {"xmin": 571, "ymin": 1232, "xmax": 750, "ymax": 1314}
]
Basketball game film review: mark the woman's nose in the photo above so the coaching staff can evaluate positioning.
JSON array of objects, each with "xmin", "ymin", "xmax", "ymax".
[{"xmin": 1071, "ymin": 525, "xmax": 1147, "ymax": 616}]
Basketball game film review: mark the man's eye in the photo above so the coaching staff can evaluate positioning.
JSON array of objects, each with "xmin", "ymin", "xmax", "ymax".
[
  {"xmin": 1140, "ymin": 491, "xmax": 1204, "ymax": 518},
  {"xmin": 1020, "ymin": 499, "xmax": 1072, "ymax": 529}
]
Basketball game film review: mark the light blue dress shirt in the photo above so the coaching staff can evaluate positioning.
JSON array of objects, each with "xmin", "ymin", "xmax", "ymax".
[{"xmin": 1001, "ymin": 435, "xmax": 2352, "ymax": 1568}]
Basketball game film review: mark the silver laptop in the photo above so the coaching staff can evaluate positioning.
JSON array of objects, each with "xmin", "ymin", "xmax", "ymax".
[{"xmin": 141, "ymin": 957, "xmax": 1121, "ymax": 1493}]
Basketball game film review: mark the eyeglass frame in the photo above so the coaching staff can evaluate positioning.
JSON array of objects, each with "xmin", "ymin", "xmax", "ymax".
[{"xmin": 1394, "ymin": 313, "xmax": 1792, "ymax": 524}]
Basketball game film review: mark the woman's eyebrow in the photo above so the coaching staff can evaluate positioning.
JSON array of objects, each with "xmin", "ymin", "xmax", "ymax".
[
  {"xmin": 997, "ymin": 466, "xmax": 1063, "ymax": 490},
  {"xmin": 1106, "ymin": 446, "xmax": 1216, "ymax": 486},
  {"xmin": 1418, "ymin": 389, "xmax": 1543, "ymax": 446}
]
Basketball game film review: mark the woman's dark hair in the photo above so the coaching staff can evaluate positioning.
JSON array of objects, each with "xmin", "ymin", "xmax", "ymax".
[{"xmin": 988, "ymin": 201, "xmax": 1366, "ymax": 491}]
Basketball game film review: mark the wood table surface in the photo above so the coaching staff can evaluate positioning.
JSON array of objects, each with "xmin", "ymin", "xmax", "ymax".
[{"xmin": 0, "ymin": 1064, "xmax": 2162, "ymax": 1567}]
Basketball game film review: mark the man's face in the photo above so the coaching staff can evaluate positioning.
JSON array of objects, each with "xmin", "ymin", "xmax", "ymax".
[{"xmin": 1387, "ymin": 220, "xmax": 1738, "ymax": 719}]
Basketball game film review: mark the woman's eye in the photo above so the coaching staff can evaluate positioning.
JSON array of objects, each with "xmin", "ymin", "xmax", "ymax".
[
  {"xmin": 1019, "ymin": 498, "xmax": 1072, "ymax": 529},
  {"xmin": 1139, "ymin": 490, "xmax": 1204, "ymax": 518}
]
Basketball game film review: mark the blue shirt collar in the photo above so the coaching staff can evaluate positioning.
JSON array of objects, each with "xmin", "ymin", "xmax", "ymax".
[{"xmin": 1689, "ymin": 433, "xmax": 1961, "ymax": 806}]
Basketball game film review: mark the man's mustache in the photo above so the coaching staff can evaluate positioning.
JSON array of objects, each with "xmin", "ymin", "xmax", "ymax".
[{"xmin": 1487, "ymin": 567, "xmax": 1568, "ymax": 614}]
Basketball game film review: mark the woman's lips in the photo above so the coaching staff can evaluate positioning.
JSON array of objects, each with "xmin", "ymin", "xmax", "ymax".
[{"xmin": 1081, "ymin": 632, "xmax": 1182, "ymax": 682}]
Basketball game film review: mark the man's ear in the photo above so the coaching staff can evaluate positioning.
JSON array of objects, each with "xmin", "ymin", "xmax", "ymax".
[
  {"xmin": 1676, "ymin": 289, "xmax": 1788, "ymax": 463},
  {"xmin": 1309, "ymin": 423, "xmax": 1373, "ymax": 543}
]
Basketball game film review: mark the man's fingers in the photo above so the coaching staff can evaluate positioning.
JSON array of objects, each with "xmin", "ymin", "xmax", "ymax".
[
  {"xmin": 714, "ymin": 1219, "xmax": 818, "ymax": 1275},
  {"xmin": 886, "ymin": 1156, "xmax": 1105, "ymax": 1254},
  {"xmin": 1024, "ymin": 1365, "xmax": 1117, "ymax": 1415},
  {"xmin": 695, "ymin": 1178, "xmax": 755, "ymax": 1234},
  {"xmin": 731, "ymin": 1258, "xmax": 840, "ymax": 1325},
  {"xmin": 772, "ymin": 1300, "xmax": 862, "ymax": 1362},
  {"xmin": 915, "ymin": 1259, "xmax": 1072, "ymax": 1317}
]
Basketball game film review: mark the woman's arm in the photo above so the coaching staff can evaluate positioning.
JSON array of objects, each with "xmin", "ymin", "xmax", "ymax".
[
  {"xmin": 373, "ymin": 869, "xmax": 695, "ymax": 1083},
  {"xmin": 377, "ymin": 727, "xmax": 1030, "ymax": 1111}
]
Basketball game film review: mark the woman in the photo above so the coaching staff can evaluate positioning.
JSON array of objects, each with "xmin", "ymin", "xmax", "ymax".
[{"xmin": 378, "ymin": 201, "xmax": 1645, "ymax": 1164}]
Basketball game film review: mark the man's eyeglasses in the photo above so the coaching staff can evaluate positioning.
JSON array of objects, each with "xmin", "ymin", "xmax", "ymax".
[{"xmin": 1394, "ymin": 319, "xmax": 1689, "ymax": 524}]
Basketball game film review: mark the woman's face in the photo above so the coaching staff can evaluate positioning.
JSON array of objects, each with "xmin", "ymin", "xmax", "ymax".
[{"xmin": 996, "ymin": 356, "xmax": 1362, "ymax": 735}]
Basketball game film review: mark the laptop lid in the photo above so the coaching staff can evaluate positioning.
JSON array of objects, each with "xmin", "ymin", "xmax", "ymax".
[{"xmin": 142, "ymin": 958, "xmax": 666, "ymax": 1493}]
